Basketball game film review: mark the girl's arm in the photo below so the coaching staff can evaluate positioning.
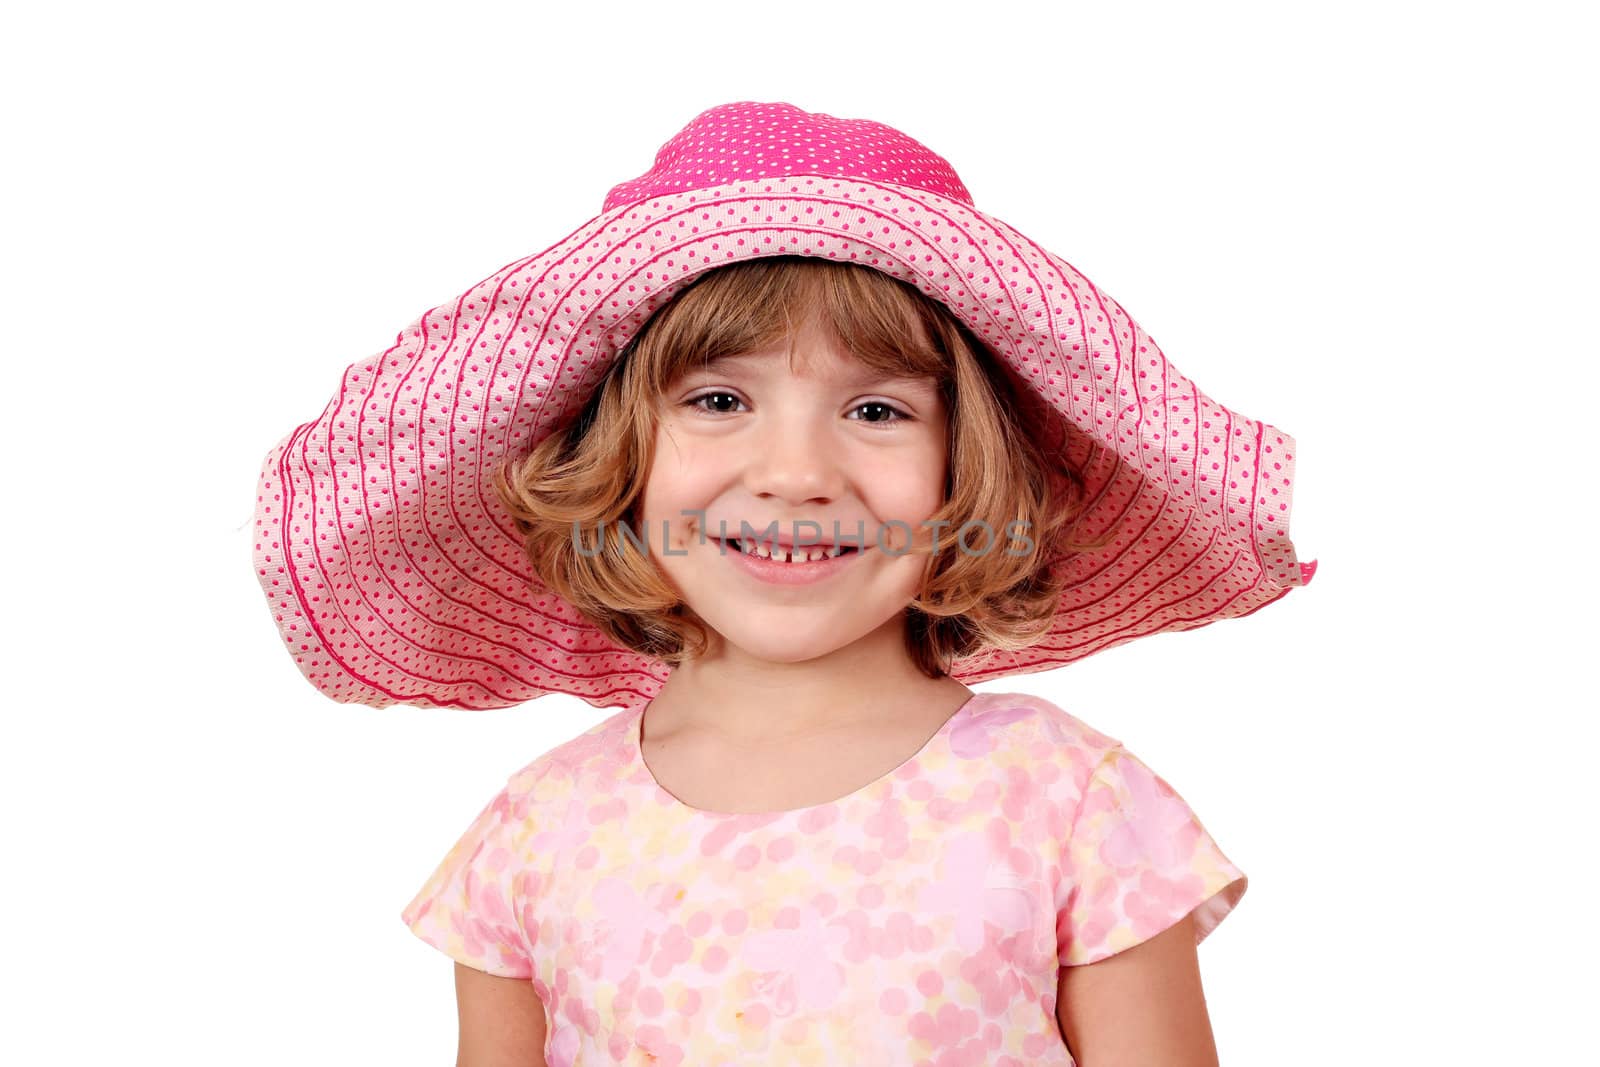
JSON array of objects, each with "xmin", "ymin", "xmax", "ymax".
[
  {"xmin": 453, "ymin": 962, "xmax": 549, "ymax": 1067},
  {"xmin": 1055, "ymin": 911, "xmax": 1221, "ymax": 1067}
]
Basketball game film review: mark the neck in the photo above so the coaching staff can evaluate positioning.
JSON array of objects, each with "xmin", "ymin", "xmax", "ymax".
[{"xmin": 647, "ymin": 613, "xmax": 971, "ymax": 743}]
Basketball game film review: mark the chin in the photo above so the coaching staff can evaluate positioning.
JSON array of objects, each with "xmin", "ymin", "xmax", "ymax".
[
  {"xmin": 692, "ymin": 604, "xmax": 902, "ymax": 663},
  {"xmin": 727, "ymin": 643, "xmax": 842, "ymax": 667}
]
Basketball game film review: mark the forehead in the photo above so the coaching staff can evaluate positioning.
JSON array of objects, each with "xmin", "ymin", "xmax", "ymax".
[
  {"xmin": 691, "ymin": 345, "xmax": 937, "ymax": 388},
  {"xmin": 641, "ymin": 266, "xmax": 955, "ymax": 397}
]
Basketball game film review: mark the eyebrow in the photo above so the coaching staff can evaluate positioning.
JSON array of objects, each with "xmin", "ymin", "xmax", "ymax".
[{"xmin": 691, "ymin": 354, "xmax": 935, "ymax": 389}]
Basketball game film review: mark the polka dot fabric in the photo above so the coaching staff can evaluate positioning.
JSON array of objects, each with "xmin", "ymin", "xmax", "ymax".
[
  {"xmin": 603, "ymin": 101, "xmax": 973, "ymax": 211},
  {"xmin": 251, "ymin": 100, "xmax": 1316, "ymax": 711},
  {"xmin": 400, "ymin": 691, "xmax": 1247, "ymax": 1065}
]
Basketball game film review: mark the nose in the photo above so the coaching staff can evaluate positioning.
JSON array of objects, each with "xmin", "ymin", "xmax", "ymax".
[{"xmin": 742, "ymin": 407, "xmax": 846, "ymax": 506}]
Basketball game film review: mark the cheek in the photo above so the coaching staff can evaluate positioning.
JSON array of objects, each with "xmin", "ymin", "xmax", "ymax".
[
  {"xmin": 862, "ymin": 448, "xmax": 948, "ymax": 516},
  {"xmin": 640, "ymin": 426, "xmax": 689, "ymax": 506},
  {"xmin": 640, "ymin": 435, "xmax": 721, "ymax": 527}
]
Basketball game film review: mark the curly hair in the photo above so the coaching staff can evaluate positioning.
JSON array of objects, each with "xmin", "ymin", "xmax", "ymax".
[{"xmin": 493, "ymin": 255, "xmax": 1117, "ymax": 679}]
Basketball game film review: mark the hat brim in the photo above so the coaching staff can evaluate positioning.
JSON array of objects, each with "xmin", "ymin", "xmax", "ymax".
[{"xmin": 252, "ymin": 175, "xmax": 1312, "ymax": 710}]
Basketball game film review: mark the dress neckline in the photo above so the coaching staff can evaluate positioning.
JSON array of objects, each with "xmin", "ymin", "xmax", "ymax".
[{"xmin": 633, "ymin": 691, "xmax": 984, "ymax": 820}]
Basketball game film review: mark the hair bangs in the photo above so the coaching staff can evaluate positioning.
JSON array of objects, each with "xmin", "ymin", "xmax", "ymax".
[{"xmin": 631, "ymin": 256, "xmax": 952, "ymax": 400}]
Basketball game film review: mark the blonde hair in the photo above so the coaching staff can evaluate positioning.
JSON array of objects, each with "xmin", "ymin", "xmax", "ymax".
[{"xmin": 493, "ymin": 256, "xmax": 1116, "ymax": 678}]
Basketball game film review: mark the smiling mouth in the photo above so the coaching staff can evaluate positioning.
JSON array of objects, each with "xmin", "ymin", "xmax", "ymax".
[{"xmin": 714, "ymin": 537, "xmax": 863, "ymax": 563}]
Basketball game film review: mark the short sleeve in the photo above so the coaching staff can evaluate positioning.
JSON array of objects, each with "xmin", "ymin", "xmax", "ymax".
[
  {"xmin": 1057, "ymin": 745, "xmax": 1247, "ymax": 967},
  {"xmin": 400, "ymin": 779, "xmax": 535, "ymax": 979}
]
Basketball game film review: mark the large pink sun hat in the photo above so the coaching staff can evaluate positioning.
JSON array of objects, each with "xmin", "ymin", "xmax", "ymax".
[{"xmin": 251, "ymin": 100, "xmax": 1317, "ymax": 711}]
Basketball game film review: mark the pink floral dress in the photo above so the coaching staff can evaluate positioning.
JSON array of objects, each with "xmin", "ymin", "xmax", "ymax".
[{"xmin": 401, "ymin": 690, "xmax": 1246, "ymax": 1066}]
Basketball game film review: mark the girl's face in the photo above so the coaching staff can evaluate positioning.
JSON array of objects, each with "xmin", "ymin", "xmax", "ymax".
[{"xmin": 638, "ymin": 316, "xmax": 949, "ymax": 668}]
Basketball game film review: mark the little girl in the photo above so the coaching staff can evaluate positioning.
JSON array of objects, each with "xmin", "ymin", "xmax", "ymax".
[{"xmin": 252, "ymin": 101, "xmax": 1314, "ymax": 1066}]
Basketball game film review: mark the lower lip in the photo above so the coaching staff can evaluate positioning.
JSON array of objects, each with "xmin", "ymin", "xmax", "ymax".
[{"xmin": 714, "ymin": 538, "xmax": 868, "ymax": 585}]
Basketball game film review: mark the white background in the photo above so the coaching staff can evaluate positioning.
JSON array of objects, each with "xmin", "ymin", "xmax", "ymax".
[{"xmin": 5, "ymin": 0, "xmax": 1593, "ymax": 1063}]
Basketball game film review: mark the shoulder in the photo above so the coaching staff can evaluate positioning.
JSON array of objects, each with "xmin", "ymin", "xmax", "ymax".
[
  {"xmin": 502, "ymin": 704, "xmax": 641, "ymax": 807},
  {"xmin": 961, "ymin": 690, "xmax": 1122, "ymax": 765},
  {"xmin": 955, "ymin": 690, "xmax": 1126, "ymax": 809}
]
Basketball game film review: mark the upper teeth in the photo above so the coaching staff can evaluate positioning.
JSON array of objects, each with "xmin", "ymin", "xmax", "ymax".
[{"xmin": 729, "ymin": 538, "xmax": 847, "ymax": 562}]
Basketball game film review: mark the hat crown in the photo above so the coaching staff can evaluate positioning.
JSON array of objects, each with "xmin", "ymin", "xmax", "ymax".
[{"xmin": 602, "ymin": 101, "xmax": 975, "ymax": 212}]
